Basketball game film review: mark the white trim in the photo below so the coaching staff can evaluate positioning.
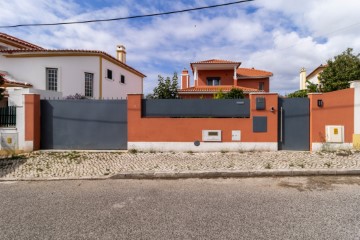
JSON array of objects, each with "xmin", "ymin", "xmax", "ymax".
[
  {"xmin": 128, "ymin": 142, "xmax": 277, "ymax": 152},
  {"xmin": 179, "ymin": 91, "xmax": 258, "ymax": 94},
  {"xmin": 351, "ymin": 80, "xmax": 360, "ymax": 134},
  {"xmin": 311, "ymin": 142, "xmax": 353, "ymax": 151},
  {"xmin": 237, "ymin": 76, "xmax": 272, "ymax": 79}
]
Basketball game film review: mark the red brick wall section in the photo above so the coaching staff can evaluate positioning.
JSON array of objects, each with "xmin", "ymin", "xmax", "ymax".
[
  {"xmin": 308, "ymin": 88, "xmax": 354, "ymax": 148},
  {"xmin": 237, "ymin": 78, "xmax": 270, "ymax": 92},
  {"xmin": 128, "ymin": 94, "xmax": 278, "ymax": 143},
  {"xmin": 197, "ymin": 70, "xmax": 234, "ymax": 86},
  {"xmin": 24, "ymin": 94, "xmax": 41, "ymax": 150}
]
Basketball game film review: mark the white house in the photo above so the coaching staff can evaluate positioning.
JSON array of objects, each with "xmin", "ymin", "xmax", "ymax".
[
  {"xmin": 299, "ymin": 64, "xmax": 327, "ymax": 90},
  {"xmin": 0, "ymin": 32, "xmax": 146, "ymax": 99}
]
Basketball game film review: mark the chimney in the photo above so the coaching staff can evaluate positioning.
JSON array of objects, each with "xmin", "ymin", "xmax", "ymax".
[
  {"xmin": 299, "ymin": 67, "xmax": 306, "ymax": 90},
  {"xmin": 116, "ymin": 45, "xmax": 126, "ymax": 63},
  {"xmin": 181, "ymin": 69, "xmax": 190, "ymax": 89}
]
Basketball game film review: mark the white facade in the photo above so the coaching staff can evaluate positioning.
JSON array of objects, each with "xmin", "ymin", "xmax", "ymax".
[
  {"xmin": 0, "ymin": 54, "xmax": 144, "ymax": 99},
  {"xmin": 101, "ymin": 57, "xmax": 143, "ymax": 99}
]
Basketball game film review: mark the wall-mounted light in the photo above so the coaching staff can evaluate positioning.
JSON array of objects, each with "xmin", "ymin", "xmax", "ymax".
[
  {"xmin": 317, "ymin": 99, "xmax": 323, "ymax": 107},
  {"xmin": 270, "ymin": 107, "xmax": 275, "ymax": 112}
]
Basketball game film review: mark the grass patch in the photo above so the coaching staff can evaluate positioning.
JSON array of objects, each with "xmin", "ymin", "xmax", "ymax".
[
  {"xmin": 324, "ymin": 162, "xmax": 332, "ymax": 168},
  {"xmin": 128, "ymin": 149, "xmax": 138, "ymax": 154},
  {"xmin": 264, "ymin": 163, "xmax": 272, "ymax": 169},
  {"xmin": 336, "ymin": 149, "xmax": 352, "ymax": 157},
  {"xmin": 297, "ymin": 163, "xmax": 305, "ymax": 168}
]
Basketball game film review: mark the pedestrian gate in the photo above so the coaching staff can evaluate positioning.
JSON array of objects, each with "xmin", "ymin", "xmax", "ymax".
[{"xmin": 278, "ymin": 98, "xmax": 310, "ymax": 151}]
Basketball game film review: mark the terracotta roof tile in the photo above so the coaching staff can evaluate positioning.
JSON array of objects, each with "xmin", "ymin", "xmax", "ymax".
[
  {"xmin": 236, "ymin": 68, "xmax": 273, "ymax": 78},
  {"xmin": 191, "ymin": 59, "xmax": 241, "ymax": 64},
  {"xmin": 0, "ymin": 72, "xmax": 33, "ymax": 87},
  {"xmin": 0, "ymin": 49, "xmax": 146, "ymax": 78},
  {"xmin": 178, "ymin": 85, "xmax": 262, "ymax": 93},
  {"xmin": 0, "ymin": 32, "xmax": 43, "ymax": 49}
]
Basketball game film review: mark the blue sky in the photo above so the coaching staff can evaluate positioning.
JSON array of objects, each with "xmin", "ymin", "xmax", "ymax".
[{"xmin": 1, "ymin": 0, "xmax": 360, "ymax": 95}]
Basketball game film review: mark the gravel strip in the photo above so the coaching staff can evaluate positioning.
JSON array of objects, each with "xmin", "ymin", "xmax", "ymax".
[{"xmin": 0, "ymin": 150, "xmax": 360, "ymax": 179}]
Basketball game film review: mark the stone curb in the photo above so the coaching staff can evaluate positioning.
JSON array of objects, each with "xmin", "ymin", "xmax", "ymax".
[
  {"xmin": 110, "ymin": 169, "xmax": 360, "ymax": 179},
  {"xmin": 1, "ymin": 169, "xmax": 360, "ymax": 181}
]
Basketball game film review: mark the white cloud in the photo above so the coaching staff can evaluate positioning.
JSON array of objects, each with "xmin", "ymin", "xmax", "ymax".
[{"xmin": 1, "ymin": 0, "xmax": 360, "ymax": 95}]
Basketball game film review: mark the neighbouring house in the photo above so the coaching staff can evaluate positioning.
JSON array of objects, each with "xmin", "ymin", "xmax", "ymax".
[
  {"xmin": 299, "ymin": 64, "xmax": 327, "ymax": 90},
  {"xmin": 0, "ymin": 32, "xmax": 146, "ymax": 99},
  {"xmin": 178, "ymin": 59, "xmax": 273, "ymax": 99}
]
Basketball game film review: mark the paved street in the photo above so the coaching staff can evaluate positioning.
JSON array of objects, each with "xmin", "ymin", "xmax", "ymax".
[{"xmin": 1, "ymin": 177, "xmax": 360, "ymax": 239}]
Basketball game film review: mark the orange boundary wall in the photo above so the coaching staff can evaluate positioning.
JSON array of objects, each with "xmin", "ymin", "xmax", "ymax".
[
  {"xmin": 24, "ymin": 94, "xmax": 40, "ymax": 150},
  {"xmin": 308, "ymin": 88, "xmax": 354, "ymax": 150},
  {"xmin": 128, "ymin": 94, "xmax": 278, "ymax": 143}
]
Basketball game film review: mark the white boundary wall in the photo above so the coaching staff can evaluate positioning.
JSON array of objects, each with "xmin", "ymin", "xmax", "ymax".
[{"xmin": 128, "ymin": 142, "xmax": 278, "ymax": 152}]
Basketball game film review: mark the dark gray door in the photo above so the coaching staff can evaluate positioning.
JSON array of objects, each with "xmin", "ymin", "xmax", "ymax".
[
  {"xmin": 40, "ymin": 100, "xmax": 127, "ymax": 150},
  {"xmin": 278, "ymin": 98, "xmax": 309, "ymax": 150}
]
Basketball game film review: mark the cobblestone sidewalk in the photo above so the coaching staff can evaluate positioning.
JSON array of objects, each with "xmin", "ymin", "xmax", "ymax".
[{"xmin": 1, "ymin": 150, "xmax": 360, "ymax": 180}]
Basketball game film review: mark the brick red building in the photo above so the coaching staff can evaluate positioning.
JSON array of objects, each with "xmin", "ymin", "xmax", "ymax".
[{"xmin": 178, "ymin": 59, "xmax": 273, "ymax": 99}]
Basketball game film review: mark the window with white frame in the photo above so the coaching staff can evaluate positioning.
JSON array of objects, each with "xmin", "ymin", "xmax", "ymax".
[
  {"xmin": 206, "ymin": 77, "xmax": 220, "ymax": 86},
  {"xmin": 46, "ymin": 68, "xmax": 58, "ymax": 91},
  {"xmin": 85, "ymin": 72, "xmax": 94, "ymax": 97}
]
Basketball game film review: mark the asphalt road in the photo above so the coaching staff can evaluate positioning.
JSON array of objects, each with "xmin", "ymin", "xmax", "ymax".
[{"xmin": 1, "ymin": 177, "xmax": 360, "ymax": 240}]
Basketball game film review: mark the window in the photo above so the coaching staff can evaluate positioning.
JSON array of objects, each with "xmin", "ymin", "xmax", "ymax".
[
  {"xmin": 107, "ymin": 69, "xmax": 113, "ymax": 79},
  {"xmin": 259, "ymin": 82, "xmax": 265, "ymax": 90},
  {"xmin": 120, "ymin": 75, "xmax": 125, "ymax": 84},
  {"xmin": 46, "ymin": 68, "xmax": 58, "ymax": 91},
  {"xmin": 85, "ymin": 72, "xmax": 94, "ymax": 98},
  {"xmin": 207, "ymin": 77, "xmax": 220, "ymax": 86}
]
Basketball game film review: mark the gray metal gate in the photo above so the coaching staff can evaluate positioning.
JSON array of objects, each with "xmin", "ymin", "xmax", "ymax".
[
  {"xmin": 278, "ymin": 98, "xmax": 310, "ymax": 150},
  {"xmin": 40, "ymin": 100, "xmax": 127, "ymax": 150}
]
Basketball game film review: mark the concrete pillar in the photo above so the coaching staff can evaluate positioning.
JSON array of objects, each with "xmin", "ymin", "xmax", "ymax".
[
  {"xmin": 24, "ymin": 94, "xmax": 40, "ymax": 151},
  {"xmin": 351, "ymin": 80, "xmax": 360, "ymax": 149}
]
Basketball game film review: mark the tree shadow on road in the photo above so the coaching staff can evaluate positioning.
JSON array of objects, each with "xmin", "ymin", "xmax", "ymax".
[{"xmin": 0, "ymin": 154, "xmax": 27, "ymax": 178}]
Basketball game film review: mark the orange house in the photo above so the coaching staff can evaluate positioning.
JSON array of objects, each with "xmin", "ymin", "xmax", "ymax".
[{"xmin": 178, "ymin": 59, "xmax": 273, "ymax": 99}]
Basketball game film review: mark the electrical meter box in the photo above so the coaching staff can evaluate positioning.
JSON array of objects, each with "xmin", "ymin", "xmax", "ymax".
[
  {"xmin": 256, "ymin": 97, "xmax": 266, "ymax": 110},
  {"xmin": 202, "ymin": 130, "xmax": 222, "ymax": 142},
  {"xmin": 1, "ymin": 133, "xmax": 18, "ymax": 150},
  {"xmin": 325, "ymin": 125, "xmax": 344, "ymax": 143},
  {"xmin": 232, "ymin": 130, "xmax": 241, "ymax": 141}
]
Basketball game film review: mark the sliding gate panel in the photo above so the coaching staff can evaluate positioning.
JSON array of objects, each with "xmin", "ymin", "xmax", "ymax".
[{"xmin": 40, "ymin": 100, "xmax": 127, "ymax": 150}]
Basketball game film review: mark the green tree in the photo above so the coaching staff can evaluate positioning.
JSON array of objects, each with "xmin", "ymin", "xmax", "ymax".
[
  {"xmin": 225, "ymin": 88, "xmax": 244, "ymax": 99},
  {"xmin": 286, "ymin": 89, "xmax": 308, "ymax": 98},
  {"xmin": 0, "ymin": 75, "xmax": 5, "ymax": 101},
  {"xmin": 287, "ymin": 80, "xmax": 318, "ymax": 98},
  {"xmin": 151, "ymin": 72, "xmax": 179, "ymax": 99},
  {"xmin": 214, "ymin": 89, "xmax": 226, "ymax": 99},
  {"xmin": 319, "ymin": 48, "xmax": 360, "ymax": 92},
  {"xmin": 214, "ymin": 88, "xmax": 244, "ymax": 99}
]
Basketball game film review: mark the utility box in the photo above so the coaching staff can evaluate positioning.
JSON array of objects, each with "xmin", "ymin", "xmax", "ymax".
[
  {"xmin": 202, "ymin": 130, "xmax": 222, "ymax": 142},
  {"xmin": 232, "ymin": 130, "xmax": 241, "ymax": 141},
  {"xmin": 1, "ymin": 133, "xmax": 18, "ymax": 150},
  {"xmin": 325, "ymin": 125, "xmax": 344, "ymax": 143},
  {"xmin": 256, "ymin": 97, "xmax": 266, "ymax": 110}
]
